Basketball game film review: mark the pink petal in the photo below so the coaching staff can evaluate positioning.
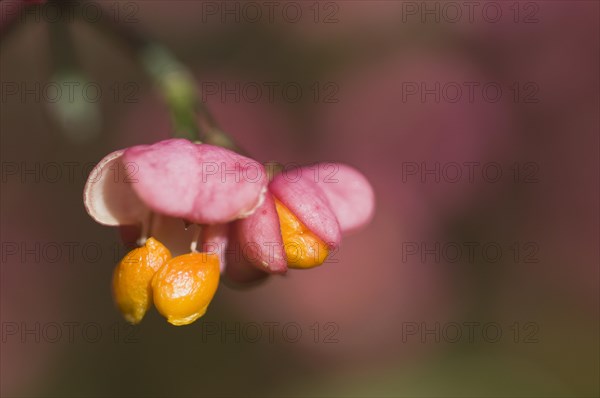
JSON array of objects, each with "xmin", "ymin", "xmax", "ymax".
[
  {"xmin": 270, "ymin": 169, "xmax": 341, "ymax": 248},
  {"xmin": 224, "ymin": 247, "xmax": 270, "ymax": 285},
  {"xmin": 122, "ymin": 139, "xmax": 267, "ymax": 224},
  {"xmin": 312, "ymin": 163, "xmax": 375, "ymax": 233},
  {"xmin": 83, "ymin": 150, "xmax": 149, "ymax": 226},
  {"xmin": 201, "ymin": 223, "xmax": 229, "ymax": 273},
  {"xmin": 232, "ymin": 191, "xmax": 287, "ymax": 274}
]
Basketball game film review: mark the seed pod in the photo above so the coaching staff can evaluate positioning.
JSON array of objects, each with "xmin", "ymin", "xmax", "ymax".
[
  {"xmin": 112, "ymin": 237, "xmax": 171, "ymax": 324},
  {"xmin": 152, "ymin": 252, "xmax": 220, "ymax": 326}
]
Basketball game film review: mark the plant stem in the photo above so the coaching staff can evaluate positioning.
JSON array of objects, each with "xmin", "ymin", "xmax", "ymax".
[
  {"xmin": 77, "ymin": 0, "xmax": 241, "ymax": 150},
  {"xmin": 139, "ymin": 43, "xmax": 201, "ymax": 141}
]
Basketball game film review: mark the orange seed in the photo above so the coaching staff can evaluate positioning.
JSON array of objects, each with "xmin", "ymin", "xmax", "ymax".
[
  {"xmin": 151, "ymin": 252, "xmax": 220, "ymax": 326},
  {"xmin": 112, "ymin": 237, "xmax": 171, "ymax": 324},
  {"xmin": 274, "ymin": 198, "xmax": 329, "ymax": 269}
]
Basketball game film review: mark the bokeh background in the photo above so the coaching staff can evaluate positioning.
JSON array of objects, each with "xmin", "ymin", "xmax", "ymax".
[{"xmin": 1, "ymin": 1, "xmax": 598, "ymax": 397}]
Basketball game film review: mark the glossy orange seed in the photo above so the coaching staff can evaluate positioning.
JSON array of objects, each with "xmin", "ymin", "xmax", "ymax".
[
  {"xmin": 151, "ymin": 252, "xmax": 220, "ymax": 326},
  {"xmin": 274, "ymin": 198, "xmax": 329, "ymax": 269},
  {"xmin": 112, "ymin": 237, "xmax": 171, "ymax": 324}
]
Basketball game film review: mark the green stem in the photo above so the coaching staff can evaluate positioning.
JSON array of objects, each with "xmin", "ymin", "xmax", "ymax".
[
  {"xmin": 77, "ymin": 0, "xmax": 240, "ymax": 150},
  {"xmin": 139, "ymin": 44, "xmax": 200, "ymax": 141}
]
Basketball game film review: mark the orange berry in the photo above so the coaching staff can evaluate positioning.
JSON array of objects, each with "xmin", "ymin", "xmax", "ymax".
[
  {"xmin": 112, "ymin": 237, "xmax": 171, "ymax": 324},
  {"xmin": 274, "ymin": 198, "xmax": 329, "ymax": 269},
  {"xmin": 151, "ymin": 252, "xmax": 220, "ymax": 326}
]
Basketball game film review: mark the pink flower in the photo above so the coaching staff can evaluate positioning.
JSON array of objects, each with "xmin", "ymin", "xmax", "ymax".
[
  {"xmin": 84, "ymin": 138, "xmax": 375, "ymax": 325},
  {"xmin": 84, "ymin": 138, "xmax": 267, "ymax": 227},
  {"xmin": 226, "ymin": 163, "xmax": 375, "ymax": 282},
  {"xmin": 84, "ymin": 137, "xmax": 268, "ymax": 274}
]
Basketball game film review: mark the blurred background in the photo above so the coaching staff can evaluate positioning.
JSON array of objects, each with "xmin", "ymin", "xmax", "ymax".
[{"xmin": 1, "ymin": 0, "xmax": 598, "ymax": 397}]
